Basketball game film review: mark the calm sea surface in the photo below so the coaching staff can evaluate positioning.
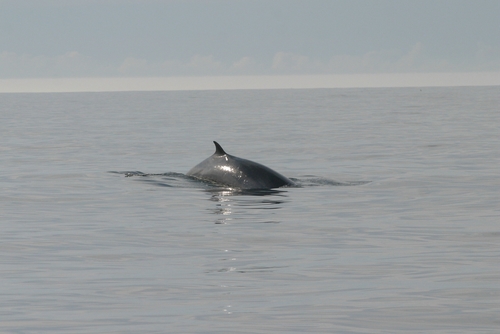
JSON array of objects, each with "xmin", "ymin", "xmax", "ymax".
[{"xmin": 1, "ymin": 86, "xmax": 499, "ymax": 333}]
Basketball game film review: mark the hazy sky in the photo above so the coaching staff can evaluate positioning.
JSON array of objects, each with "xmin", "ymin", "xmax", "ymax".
[{"xmin": 1, "ymin": 0, "xmax": 499, "ymax": 79}]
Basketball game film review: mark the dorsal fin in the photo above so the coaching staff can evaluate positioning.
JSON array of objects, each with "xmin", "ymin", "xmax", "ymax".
[{"xmin": 213, "ymin": 141, "xmax": 227, "ymax": 155}]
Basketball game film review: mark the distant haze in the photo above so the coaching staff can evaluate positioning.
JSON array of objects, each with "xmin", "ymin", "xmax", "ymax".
[
  {"xmin": 1, "ymin": 0, "xmax": 499, "ymax": 78},
  {"xmin": 1, "ymin": 0, "xmax": 499, "ymax": 91}
]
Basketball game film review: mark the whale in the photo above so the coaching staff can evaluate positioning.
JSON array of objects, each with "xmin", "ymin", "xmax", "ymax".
[{"xmin": 187, "ymin": 141, "xmax": 295, "ymax": 190}]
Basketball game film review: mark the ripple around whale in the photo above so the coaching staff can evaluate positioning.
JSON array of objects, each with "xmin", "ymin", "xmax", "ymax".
[{"xmin": 110, "ymin": 171, "xmax": 369, "ymax": 194}]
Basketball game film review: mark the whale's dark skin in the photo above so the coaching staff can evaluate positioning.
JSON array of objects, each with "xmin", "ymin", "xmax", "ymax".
[{"xmin": 187, "ymin": 141, "xmax": 295, "ymax": 190}]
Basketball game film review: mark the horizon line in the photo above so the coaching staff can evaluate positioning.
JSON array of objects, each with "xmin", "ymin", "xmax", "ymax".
[{"xmin": 1, "ymin": 72, "xmax": 499, "ymax": 93}]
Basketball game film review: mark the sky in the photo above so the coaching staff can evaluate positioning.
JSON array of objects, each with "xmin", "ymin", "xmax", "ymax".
[{"xmin": 1, "ymin": 0, "xmax": 499, "ymax": 91}]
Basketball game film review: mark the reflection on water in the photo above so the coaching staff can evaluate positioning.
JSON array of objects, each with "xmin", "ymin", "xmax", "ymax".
[
  {"xmin": 210, "ymin": 190, "xmax": 234, "ymax": 224},
  {"xmin": 113, "ymin": 172, "xmax": 368, "ymax": 225},
  {"xmin": 207, "ymin": 188, "xmax": 289, "ymax": 225}
]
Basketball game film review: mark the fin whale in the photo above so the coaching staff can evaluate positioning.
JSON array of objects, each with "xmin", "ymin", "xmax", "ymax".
[{"xmin": 187, "ymin": 141, "xmax": 295, "ymax": 190}]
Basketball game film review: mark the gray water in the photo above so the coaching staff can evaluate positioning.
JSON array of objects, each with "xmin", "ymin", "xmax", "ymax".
[{"xmin": 1, "ymin": 86, "xmax": 499, "ymax": 333}]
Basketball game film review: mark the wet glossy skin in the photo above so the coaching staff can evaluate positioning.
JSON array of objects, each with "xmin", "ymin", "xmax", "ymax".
[{"xmin": 187, "ymin": 142, "xmax": 295, "ymax": 190}]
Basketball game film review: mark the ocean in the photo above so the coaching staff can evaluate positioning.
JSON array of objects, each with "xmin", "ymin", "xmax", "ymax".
[{"xmin": 1, "ymin": 86, "xmax": 499, "ymax": 333}]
